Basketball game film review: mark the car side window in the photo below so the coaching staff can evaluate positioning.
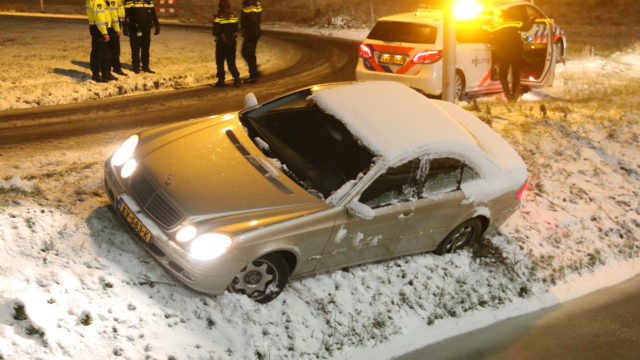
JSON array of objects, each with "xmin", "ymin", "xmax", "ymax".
[
  {"xmin": 421, "ymin": 157, "xmax": 463, "ymax": 196},
  {"xmin": 360, "ymin": 159, "xmax": 420, "ymax": 208}
]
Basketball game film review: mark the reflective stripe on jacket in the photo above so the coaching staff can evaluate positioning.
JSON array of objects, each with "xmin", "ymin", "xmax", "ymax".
[
  {"xmin": 242, "ymin": 3, "xmax": 262, "ymax": 13},
  {"xmin": 124, "ymin": 0, "xmax": 159, "ymax": 29},
  {"xmin": 485, "ymin": 20, "xmax": 524, "ymax": 33},
  {"xmin": 107, "ymin": 0, "xmax": 121, "ymax": 32},
  {"xmin": 86, "ymin": 0, "xmax": 111, "ymax": 35},
  {"xmin": 213, "ymin": 14, "xmax": 239, "ymax": 44}
]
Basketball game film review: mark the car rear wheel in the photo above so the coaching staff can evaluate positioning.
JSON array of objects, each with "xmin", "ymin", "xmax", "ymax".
[
  {"xmin": 455, "ymin": 70, "xmax": 466, "ymax": 101},
  {"xmin": 434, "ymin": 218, "xmax": 483, "ymax": 255},
  {"xmin": 228, "ymin": 253, "xmax": 290, "ymax": 303}
]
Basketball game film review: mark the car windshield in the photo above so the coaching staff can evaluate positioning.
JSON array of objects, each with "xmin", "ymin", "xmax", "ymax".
[
  {"xmin": 239, "ymin": 90, "xmax": 375, "ymax": 199},
  {"xmin": 367, "ymin": 21, "xmax": 437, "ymax": 44}
]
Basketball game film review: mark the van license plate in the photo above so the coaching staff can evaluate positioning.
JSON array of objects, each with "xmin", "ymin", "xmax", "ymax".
[{"xmin": 379, "ymin": 54, "xmax": 406, "ymax": 65}]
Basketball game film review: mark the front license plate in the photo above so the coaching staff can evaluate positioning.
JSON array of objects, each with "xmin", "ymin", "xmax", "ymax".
[
  {"xmin": 379, "ymin": 54, "xmax": 406, "ymax": 65},
  {"xmin": 118, "ymin": 199, "xmax": 152, "ymax": 243}
]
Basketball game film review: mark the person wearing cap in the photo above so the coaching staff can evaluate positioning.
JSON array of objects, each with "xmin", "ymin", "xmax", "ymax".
[{"xmin": 124, "ymin": 0, "xmax": 160, "ymax": 73}]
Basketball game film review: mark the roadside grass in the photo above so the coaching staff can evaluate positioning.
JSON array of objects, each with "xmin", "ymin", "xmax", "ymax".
[{"xmin": 469, "ymin": 62, "xmax": 640, "ymax": 287}]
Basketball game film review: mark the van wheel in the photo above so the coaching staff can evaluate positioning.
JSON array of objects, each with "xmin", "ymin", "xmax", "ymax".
[
  {"xmin": 228, "ymin": 254, "xmax": 290, "ymax": 303},
  {"xmin": 434, "ymin": 218, "xmax": 483, "ymax": 255},
  {"xmin": 455, "ymin": 70, "xmax": 466, "ymax": 100}
]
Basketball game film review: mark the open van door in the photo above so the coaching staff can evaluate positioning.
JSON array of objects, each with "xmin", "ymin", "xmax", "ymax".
[{"xmin": 520, "ymin": 18, "xmax": 556, "ymax": 88}]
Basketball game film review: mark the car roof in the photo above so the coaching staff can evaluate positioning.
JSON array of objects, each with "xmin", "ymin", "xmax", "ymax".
[
  {"xmin": 309, "ymin": 81, "xmax": 478, "ymax": 161},
  {"xmin": 377, "ymin": 11, "xmax": 443, "ymax": 25}
]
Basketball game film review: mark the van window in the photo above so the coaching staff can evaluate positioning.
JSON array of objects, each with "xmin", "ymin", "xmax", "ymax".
[{"xmin": 368, "ymin": 21, "xmax": 437, "ymax": 44}]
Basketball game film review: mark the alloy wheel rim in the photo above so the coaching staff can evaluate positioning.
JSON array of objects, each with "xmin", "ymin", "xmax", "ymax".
[
  {"xmin": 455, "ymin": 75, "xmax": 463, "ymax": 99},
  {"xmin": 231, "ymin": 260, "xmax": 276, "ymax": 298}
]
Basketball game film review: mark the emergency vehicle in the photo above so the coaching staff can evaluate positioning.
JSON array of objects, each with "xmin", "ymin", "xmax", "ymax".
[{"xmin": 355, "ymin": 0, "xmax": 567, "ymax": 99}]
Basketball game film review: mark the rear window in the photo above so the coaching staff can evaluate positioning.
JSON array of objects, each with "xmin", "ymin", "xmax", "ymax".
[{"xmin": 367, "ymin": 21, "xmax": 437, "ymax": 44}]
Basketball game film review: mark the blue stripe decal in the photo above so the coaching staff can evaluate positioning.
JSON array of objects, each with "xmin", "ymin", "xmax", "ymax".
[
  {"xmin": 363, "ymin": 58, "xmax": 375, "ymax": 71},
  {"xmin": 381, "ymin": 64, "xmax": 393, "ymax": 73}
]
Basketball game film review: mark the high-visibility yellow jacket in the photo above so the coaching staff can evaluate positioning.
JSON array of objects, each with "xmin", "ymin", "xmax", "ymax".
[
  {"xmin": 106, "ymin": 0, "xmax": 123, "ymax": 32},
  {"xmin": 87, "ymin": 0, "xmax": 112, "ymax": 35}
]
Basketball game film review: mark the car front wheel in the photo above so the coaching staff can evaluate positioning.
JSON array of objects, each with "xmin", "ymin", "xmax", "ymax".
[
  {"xmin": 228, "ymin": 254, "xmax": 290, "ymax": 303},
  {"xmin": 434, "ymin": 218, "xmax": 483, "ymax": 255}
]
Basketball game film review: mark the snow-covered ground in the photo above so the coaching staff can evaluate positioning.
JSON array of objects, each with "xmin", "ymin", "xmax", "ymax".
[
  {"xmin": 1, "ymin": 15, "xmax": 640, "ymax": 360},
  {"xmin": 0, "ymin": 16, "xmax": 301, "ymax": 111}
]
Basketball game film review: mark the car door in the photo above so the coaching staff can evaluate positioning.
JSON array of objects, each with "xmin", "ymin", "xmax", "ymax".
[
  {"xmin": 315, "ymin": 159, "xmax": 421, "ymax": 271},
  {"xmin": 519, "ymin": 5, "xmax": 557, "ymax": 87},
  {"xmin": 455, "ymin": 21, "xmax": 498, "ymax": 93},
  {"xmin": 393, "ymin": 157, "xmax": 477, "ymax": 255}
]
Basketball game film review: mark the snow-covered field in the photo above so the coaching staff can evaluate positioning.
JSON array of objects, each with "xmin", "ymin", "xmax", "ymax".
[
  {"xmin": 0, "ymin": 16, "xmax": 299, "ymax": 111},
  {"xmin": 1, "ymin": 16, "xmax": 640, "ymax": 360}
]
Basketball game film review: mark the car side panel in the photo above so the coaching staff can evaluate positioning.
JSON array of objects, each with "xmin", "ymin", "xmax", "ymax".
[{"xmin": 393, "ymin": 190, "xmax": 473, "ymax": 254}]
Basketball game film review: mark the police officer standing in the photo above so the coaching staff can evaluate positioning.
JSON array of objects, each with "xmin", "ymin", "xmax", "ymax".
[
  {"xmin": 240, "ymin": 0, "xmax": 262, "ymax": 83},
  {"xmin": 485, "ymin": 10, "xmax": 528, "ymax": 102},
  {"xmin": 213, "ymin": 0, "xmax": 241, "ymax": 87},
  {"xmin": 124, "ymin": 0, "xmax": 160, "ymax": 73},
  {"xmin": 108, "ymin": 0, "xmax": 127, "ymax": 76},
  {"xmin": 87, "ymin": 0, "xmax": 117, "ymax": 82}
]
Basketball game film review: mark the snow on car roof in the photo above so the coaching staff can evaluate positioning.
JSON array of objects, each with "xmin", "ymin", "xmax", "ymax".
[
  {"xmin": 311, "ymin": 81, "xmax": 528, "ymax": 202},
  {"xmin": 310, "ymin": 81, "xmax": 478, "ymax": 160}
]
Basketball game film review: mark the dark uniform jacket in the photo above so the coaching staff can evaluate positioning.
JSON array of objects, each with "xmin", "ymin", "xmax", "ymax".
[
  {"xmin": 240, "ymin": 0, "xmax": 262, "ymax": 39},
  {"xmin": 213, "ymin": 14, "xmax": 239, "ymax": 45},
  {"xmin": 485, "ymin": 19, "xmax": 524, "ymax": 60},
  {"xmin": 124, "ymin": 0, "xmax": 159, "ymax": 30}
]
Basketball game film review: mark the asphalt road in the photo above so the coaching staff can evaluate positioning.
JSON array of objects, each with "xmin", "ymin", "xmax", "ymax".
[
  {"xmin": 0, "ymin": 17, "xmax": 358, "ymax": 145},
  {"xmin": 398, "ymin": 275, "xmax": 640, "ymax": 360}
]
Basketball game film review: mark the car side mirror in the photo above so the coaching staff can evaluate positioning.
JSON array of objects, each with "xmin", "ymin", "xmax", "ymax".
[
  {"xmin": 347, "ymin": 201, "xmax": 375, "ymax": 221},
  {"xmin": 244, "ymin": 92, "xmax": 258, "ymax": 109}
]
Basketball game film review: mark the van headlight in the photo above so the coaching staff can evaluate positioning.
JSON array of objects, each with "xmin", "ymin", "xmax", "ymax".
[
  {"xmin": 189, "ymin": 233, "xmax": 232, "ymax": 261},
  {"xmin": 111, "ymin": 135, "xmax": 139, "ymax": 167}
]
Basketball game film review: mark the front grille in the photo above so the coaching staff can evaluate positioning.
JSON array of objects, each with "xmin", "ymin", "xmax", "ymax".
[{"xmin": 130, "ymin": 168, "xmax": 184, "ymax": 229}]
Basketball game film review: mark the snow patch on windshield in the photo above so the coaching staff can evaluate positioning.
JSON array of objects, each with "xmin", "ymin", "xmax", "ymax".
[{"xmin": 253, "ymin": 137, "xmax": 271, "ymax": 152}]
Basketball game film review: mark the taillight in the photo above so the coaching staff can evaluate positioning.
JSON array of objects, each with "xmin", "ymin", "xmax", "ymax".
[
  {"xmin": 412, "ymin": 50, "xmax": 443, "ymax": 64},
  {"xmin": 516, "ymin": 180, "xmax": 527, "ymax": 200},
  {"xmin": 359, "ymin": 44, "xmax": 373, "ymax": 59}
]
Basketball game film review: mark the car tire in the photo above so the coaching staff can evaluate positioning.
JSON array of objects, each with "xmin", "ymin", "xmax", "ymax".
[
  {"xmin": 228, "ymin": 253, "xmax": 290, "ymax": 303},
  {"xmin": 434, "ymin": 218, "xmax": 483, "ymax": 255},
  {"xmin": 555, "ymin": 39, "xmax": 564, "ymax": 59},
  {"xmin": 455, "ymin": 70, "xmax": 466, "ymax": 101}
]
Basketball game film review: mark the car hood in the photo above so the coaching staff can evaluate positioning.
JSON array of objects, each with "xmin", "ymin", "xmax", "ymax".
[{"xmin": 136, "ymin": 114, "xmax": 328, "ymax": 231}]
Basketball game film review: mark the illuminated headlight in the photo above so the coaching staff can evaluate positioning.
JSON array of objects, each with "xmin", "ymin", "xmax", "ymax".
[
  {"xmin": 189, "ymin": 233, "xmax": 232, "ymax": 261},
  {"xmin": 111, "ymin": 135, "xmax": 139, "ymax": 167},
  {"xmin": 176, "ymin": 225, "xmax": 197, "ymax": 243},
  {"xmin": 120, "ymin": 159, "xmax": 138, "ymax": 179}
]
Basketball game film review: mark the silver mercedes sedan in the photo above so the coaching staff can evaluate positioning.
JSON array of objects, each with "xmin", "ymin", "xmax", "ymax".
[{"xmin": 104, "ymin": 81, "xmax": 527, "ymax": 303}]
